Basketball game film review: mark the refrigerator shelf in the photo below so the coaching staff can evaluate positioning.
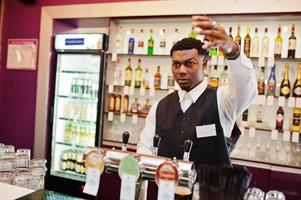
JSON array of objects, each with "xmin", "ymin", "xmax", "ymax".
[
  {"xmin": 59, "ymin": 117, "xmax": 96, "ymax": 124},
  {"xmin": 56, "ymin": 141, "xmax": 88, "ymax": 149},
  {"xmin": 57, "ymin": 95, "xmax": 98, "ymax": 102},
  {"xmin": 53, "ymin": 170, "xmax": 86, "ymax": 182},
  {"xmin": 61, "ymin": 70, "xmax": 99, "ymax": 75}
]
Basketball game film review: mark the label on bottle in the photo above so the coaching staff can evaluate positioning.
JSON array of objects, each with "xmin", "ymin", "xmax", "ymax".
[
  {"xmin": 148, "ymin": 40, "xmax": 154, "ymax": 48},
  {"xmin": 267, "ymin": 81, "xmax": 276, "ymax": 96},
  {"xmin": 135, "ymin": 70, "xmax": 142, "ymax": 83},
  {"xmin": 280, "ymin": 86, "xmax": 290, "ymax": 95},
  {"xmin": 115, "ymin": 95, "xmax": 121, "ymax": 112},
  {"xmin": 159, "ymin": 40, "xmax": 166, "ymax": 48},
  {"xmin": 125, "ymin": 70, "xmax": 132, "ymax": 86},
  {"xmin": 167, "ymin": 76, "xmax": 175, "ymax": 88},
  {"xmin": 138, "ymin": 41, "xmax": 144, "ymax": 48},
  {"xmin": 276, "ymin": 114, "xmax": 284, "ymax": 124},
  {"xmin": 257, "ymin": 109, "xmax": 263, "ymax": 123},
  {"xmin": 294, "ymin": 87, "xmax": 301, "ymax": 96},
  {"xmin": 257, "ymin": 81, "xmax": 265, "ymax": 95},
  {"xmin": 274, "ymin": 41, "xmax": 282, "ymax": 54},
  {"xmin": 210, "ymin": 78, "xmax": 219, "ymax": 88},
  {"xmin": 288, "ymin": 39, "xmax": 296, "ymax": 50},
  {"xmin": 244, "ymin": 40, "xmax": 251, "ymax": 56},
  {"xmin": 261, "ymin": 40, "xmax": 269, "ymax": 57},
  {"xmin": 251, "ymin": 40, "xmax": 259, "ymax": 57},
  {"xmin": 109, "ymin": 95, "xmax": 115, "ymax": 111},
  {"xmin": 293, "ymin": 113, "xmax": 301, "ymax": 126},
  {"xmin": 154, "ymin": 77, "xmax": 161, "ymax": 89},
  {"xmin": 128, "ymin": 39, "xmax": 134, "ymax": 54}
]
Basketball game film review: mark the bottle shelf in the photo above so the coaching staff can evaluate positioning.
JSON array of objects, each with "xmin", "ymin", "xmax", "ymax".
[
  {"xmin": 53, "ymin": 170, "xmax": 86, "ymax": 182},
  {"xmin": 104, "ymin": 110, "xmax": 148, "ymax": 118},
  {"xmin": 108, "ymin": 52, "xmax": 301, "ymax": 61},
  {"xmin": 107, "ymin": 52, "xmax": 170, "ymax": 57},
  {"xmin": 58, "ymin": 95, "xmax": 98, "ymax": 102},
  {"xmin": 106, "ymin": 84, "xmax": 170, "ymax": 92},
  {"xmin": 61, "ymin": 70, "xmax": 99, "ymax": 75},
  {"xmin": 59, "ymin": 117, "xmax": 96, "ymax": 124}
]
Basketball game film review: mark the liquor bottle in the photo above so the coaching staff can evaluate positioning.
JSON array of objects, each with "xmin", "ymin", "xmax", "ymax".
[
  {"xmin": 109, "ymin": 93, "xmax": 115, "ymax": 112},
  {"xmin": 167, "ymin": 73, "xmax": 175, "ymax": 89},
  {"xmin": 274, "ymin": 25, "xmax": 282, "ymax": 59},
  {"xmin": 115, "ymin": 26, "xmax": 124, "ymax": 54},
  {"xmin": 142, "ymin": 98, "xmax": 152, "ymax": 115},
  {"xmin": 293, "ymin": 64, "xmax": 301, "ymax": 97},
  {"xmin": 266, "ymin": 65, "xmax": 276, "ymax": 96},
  {"xmin": 137, "ymin": 29, "xmax": 144, "ymax": 49},
  {"xmin": 135, "ymin": 58, "xmax": 143, "ymax": 88},
  {"xmin": 154, "ymin": 66, "xmax": 161, "ymax": 89},
  {"xmin": 235, "ymin": 24, "xmax": 241, "ymax": 47},
  {"xmin": 209, "ymin": 65, "xmax": 219, "ymax": 88},
  {"xmin": 279, "ymin": 63, "xmax": 290, "ymax": 98},
  {"xmin": 251, "ymin": 28, "xmax": 259, "ymax": 57},
  {"xmin": 114, "ymin": 93, "xmax": 122, "ymax": 113},
  {"xmin": 143, "ymin": 68, "xmax": 150, "ymax": 89},
  {"xmin": 147, "ymin": 29, "xmax": 154, "ymax": 55},
  {"xmin": 77, "ymin": 79, "xmax": 83, "ymax": 97},
  {"xmin": 188, "ymin": 27, "xmax": 197, "ymax": 39},
  {"xmin": 124, "ymin": 58, "xmax": 132, "ymax": 86},
  {"xmin": 243, "ymin": 27, "xmax": 251, "ymax": 57},
  {"xmin": 276, "ymin": 106, "xmax": 284, "ymax": 131},
  {"xmin": 173, "ymin": 28, "xmax": 180, "ymax": 45},
  {"xmin": 257, "ymin": 105, "xmax": 263, "ymax": 123},
  {"xmin": 257, "ymin": 66, "xmax": 265, "ymax": 95},
  {"xmin": 220, "ymin": 65, "xmax": 228, "ymax": 86},
  {"xmin": 159, "ymin": 29, "xmax": 166, "ymax": 49},
  {"xmin": 113, "ymin": 59, "xmax": 122, "ymax": 86},
  {"xmin": 242, "ymin": 109, "xmax": 248, "ymax": 122},
  {"xmin": 229, "ymin": 27, "xmax": 233, "ymax": 39},
  {"xmin": 288, "ymin": 24, "xmax": 296, "ymax": 58},
  {"xmin": 261, "ymin": 28, "xmax": 269, "ymax": 58},
  {"xmin": 291, "ymin": 107, "xmax": 301, "ymax": 132},
  {"xmin": 71, "ymin": 79, "xmax": 77, "ymax": 97},
  {"xmin": 130, "ymin": 98, "xmax": 141, "ymax": 114},
  {"xmin": 122, "ymin": 95, "xmax": 129, "ymax": 113},
  {"xmin": 128, "ymin": 29, "xmax": 135, "ymax": 55}
]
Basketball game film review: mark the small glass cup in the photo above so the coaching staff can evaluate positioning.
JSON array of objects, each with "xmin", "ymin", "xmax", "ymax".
[
  {"xmin": 4, "ymin": 145, "xmax": 15, "ymax": 153},
  {"xmin": 0, "ymin": 143, "xmax": 5, "ymax": 148},
  {"xmin": 30, "ymin": 166, "xmax": 47, "ymax": 190},
  {"xmin": 30, "ymin": 159, "xmax": 47, "ymax": 168},
  {"xmin": 244, "ymin": 187, "xmax": 265, "ymax": 200},
  {"xmin": 16, "ymin": 155, "xmax": 30, "ymax": 168},
  {"xmin": 12, "ymin": 172, "xmax": 32, "ymax": 188},
  {"xmin": 16, "ymin": 149, "xmax": 31, "ymax": 160},
  {"xmin": 265, "ymin": 190, "xmax": 286, "ymax": 200},
  {"xmin": 0, "ymin": 172, "xmax": 13, "ymax": 184},
  {"xmin": 3, "ymin": 152, "xmax": 16, "ymax": 159},
  {"xmin": 0, "ymin": 158, "xmax": 16, "ymax": 172}
]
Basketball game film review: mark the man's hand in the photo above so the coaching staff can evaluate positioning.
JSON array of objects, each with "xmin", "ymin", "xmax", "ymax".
[{"xmin": 192, "ymin": 15, "xmax": 239, "ymax": 57}]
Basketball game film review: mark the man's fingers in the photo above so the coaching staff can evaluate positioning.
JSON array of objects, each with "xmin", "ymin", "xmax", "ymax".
[
  {"xmin": 192, "ymin": 21, "xmax": 218, "ymax": 31},
  {"xmin": 196, "ymin": 29, "xmax": 223, "ymax": 40},
  {"xmin": 192, "ymin": 15, "xmax": 210, "ymax": 22}
]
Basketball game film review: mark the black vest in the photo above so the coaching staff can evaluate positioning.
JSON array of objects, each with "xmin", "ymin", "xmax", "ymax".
[{"xmin": 155, "ymin": 87, "xmax": 231, "ymax": 166}]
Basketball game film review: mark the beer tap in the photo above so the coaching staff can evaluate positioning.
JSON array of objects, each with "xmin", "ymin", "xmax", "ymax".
[
  {"xmin": 121, "ymin": 131, "xmax": 130, "ymax": 151},
  {"xmin": 152, "ymin": 134, "xmax": 161, "ymax": 156},
  {"xmin": 183, "ymin": 140, "xmax": 193, "ymax": 161}
]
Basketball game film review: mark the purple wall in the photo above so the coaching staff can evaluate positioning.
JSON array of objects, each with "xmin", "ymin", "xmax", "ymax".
[{"xmin": 0, "ymin": 0, "xmax": 144, "ymax": 151}]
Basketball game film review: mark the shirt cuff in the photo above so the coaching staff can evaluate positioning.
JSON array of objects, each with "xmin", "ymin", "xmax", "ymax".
[{"xmin": 227, "ymin": 51, "xmax": 254, "ymax": 70}]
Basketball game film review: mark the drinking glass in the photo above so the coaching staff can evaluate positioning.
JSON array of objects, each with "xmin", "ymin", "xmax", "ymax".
[
  {"xmin": 12, "ymin": 172, "xmax": 32, "ymax": 188},
  {"xmin": 16, "ymin": 149, "xmax": 31, "ymax": 160},
  {"xmin": 30, "ymin": 159, "xmax": 47, "ymax": 168},
  {"xmin": 30, "ymin": 166, "xmax": 47, "ymax": 190},
  {"xmin": 0, "ymin": 172, "xmax": 12, "ymax": 184},
  {"xmin": 265, "ymin": 190, "xmax": 285, "ymax": 200}
]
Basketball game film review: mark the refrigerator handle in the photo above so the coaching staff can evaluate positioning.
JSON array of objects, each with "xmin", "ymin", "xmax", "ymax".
[{"xmin": 49, "ymin": 106, "xmax": 54, "ymax": 125}]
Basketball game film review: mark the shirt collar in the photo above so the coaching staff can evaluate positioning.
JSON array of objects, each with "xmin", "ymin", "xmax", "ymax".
[{"xmin": 178, "ymin": 80, "xmax": 208, "ymax": 103}]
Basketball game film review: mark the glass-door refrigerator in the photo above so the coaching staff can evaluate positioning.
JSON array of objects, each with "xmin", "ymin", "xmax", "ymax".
[{"xmin": 47, "ymin": 33, "xmax": 106, "ymax": 196}]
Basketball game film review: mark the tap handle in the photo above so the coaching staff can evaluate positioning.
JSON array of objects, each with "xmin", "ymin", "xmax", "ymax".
[
  {"xmin": 122, "ymin": 131, "xmax": 130, "ymax": 144},
  {"xmin": 153, "ymin": 134, "xmax": 161, "ymax": 148},
  {"xmin": 184, "ymin": 140, "xmax": 193, "ymax": 153}
]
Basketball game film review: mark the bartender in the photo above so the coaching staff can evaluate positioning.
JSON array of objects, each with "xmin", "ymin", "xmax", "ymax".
[{"xmin": 137, "ymin": 16, "xmax": 257, "ymax": 166}]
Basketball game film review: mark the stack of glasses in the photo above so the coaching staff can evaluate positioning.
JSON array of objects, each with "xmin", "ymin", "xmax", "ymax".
[{"xmin": 0, "ymin": 143, "xmax": 47, "ymax": 190}]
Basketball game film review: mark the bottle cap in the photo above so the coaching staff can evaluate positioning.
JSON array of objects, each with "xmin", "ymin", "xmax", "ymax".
[{"xmin": 122, "ymin": 131, "xmax": 130, "ymax": 144}]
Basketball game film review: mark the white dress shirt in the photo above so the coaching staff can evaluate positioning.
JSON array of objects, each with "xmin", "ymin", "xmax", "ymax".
[{"xmin": 137, "ymin": 53, "xmax": 257, "ymax": 154}]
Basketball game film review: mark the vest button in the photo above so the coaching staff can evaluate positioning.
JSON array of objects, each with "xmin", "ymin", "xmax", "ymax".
[
  {"xmin": 182, "ymin": 117, "xmax": 186, "ymax": 121},
  {"xmin": 180, "ymin": 131, "xmax": 184, "ymax": 135}
]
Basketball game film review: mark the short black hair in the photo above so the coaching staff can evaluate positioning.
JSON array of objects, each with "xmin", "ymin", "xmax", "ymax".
[{"xmin": 170, "ymin": 38, "xmax": 208, "ymax": 57}]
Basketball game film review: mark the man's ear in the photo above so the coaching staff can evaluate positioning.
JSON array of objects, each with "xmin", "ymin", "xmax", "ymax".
[{"xmin": 202, "ymin": 57, "xmax": 208, "ymax": 69}]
